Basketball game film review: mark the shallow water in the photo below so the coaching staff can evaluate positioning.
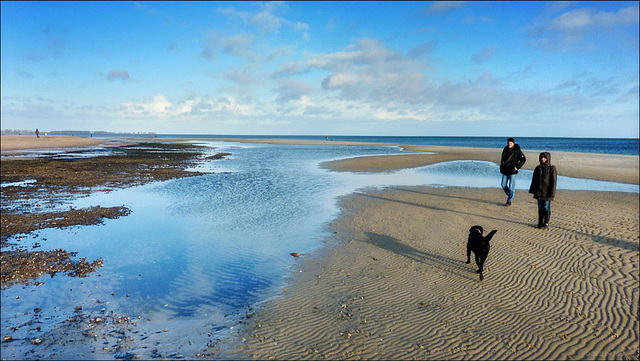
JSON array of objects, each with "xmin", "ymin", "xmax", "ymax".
[{"xmin": 1, "ymin": 141, "xmax": 637, "ymax": 359}]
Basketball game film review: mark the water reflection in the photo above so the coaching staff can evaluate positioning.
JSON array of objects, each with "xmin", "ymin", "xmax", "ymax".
[{"xmin": 1, "ymin": 141, "xmax": 636, "ymax": 359}]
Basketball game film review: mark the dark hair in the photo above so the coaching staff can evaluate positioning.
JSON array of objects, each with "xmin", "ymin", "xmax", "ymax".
[{"xmin": 507, "ymin": 138, "xmax": 515, "ymax": 143}]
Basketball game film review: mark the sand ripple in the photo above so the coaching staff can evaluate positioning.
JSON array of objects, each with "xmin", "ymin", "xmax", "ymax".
[{"xmin": 222, "ymin": 187, "xmax": 638, "ymax": 360}]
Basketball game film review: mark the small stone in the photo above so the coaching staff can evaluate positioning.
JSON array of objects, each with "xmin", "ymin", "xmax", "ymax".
[
  {"xmin": 31, "ymin": 338, "xmax": 42, "ymax": 345},
  {"xmin": 3, "ymin": 336, "xmax": 13, "ymax": 343}
]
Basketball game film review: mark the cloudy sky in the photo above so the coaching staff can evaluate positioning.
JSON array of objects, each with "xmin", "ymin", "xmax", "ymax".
[{"xmin": 1, "ymin": 1, "xmax": 638, "ymax": 137}]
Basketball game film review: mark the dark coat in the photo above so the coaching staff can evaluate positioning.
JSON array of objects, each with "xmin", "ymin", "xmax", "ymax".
[
  {"xmin": 529, "ymin": 152, "xmax": 557, "ymax": 201},
  {"xmin": 500, "ymin": 144, "xmax": 526, "ymax": 175}
]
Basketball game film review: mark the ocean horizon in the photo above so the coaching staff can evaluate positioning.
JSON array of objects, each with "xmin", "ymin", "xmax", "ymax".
[{"xmin": 41, "ymin": 133, "xmax": 640, "ymax": 156}]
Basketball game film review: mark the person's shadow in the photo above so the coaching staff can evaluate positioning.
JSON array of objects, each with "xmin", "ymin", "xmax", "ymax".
[
  {"xmin": 358, "ymin": 232, "xmax": 479, "ymax": 281},
  {"xmin": 354, "ymin": 191, "xmax": 531, "ymax": 227}
]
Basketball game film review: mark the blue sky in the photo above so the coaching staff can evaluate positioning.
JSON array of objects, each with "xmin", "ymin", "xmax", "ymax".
[{"xmin": 1, "ymin": 1, "xmax": 638, "ymax": 137}]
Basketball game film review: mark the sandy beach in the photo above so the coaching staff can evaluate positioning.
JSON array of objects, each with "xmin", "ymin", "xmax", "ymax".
[
  {"xmin": 212, "ymin": 139, "xmax": 638, "ymax": 360},
  {"xmin": 1, "ymin": 134, "xmax": 104, "ymax": 152},
  {"xmin": 1, "ymin": 136, "xmax": 638, "ymax": 359},
  {"xmin": 221, "ymin": 187, "xmax": 638, "ymax": 360}
]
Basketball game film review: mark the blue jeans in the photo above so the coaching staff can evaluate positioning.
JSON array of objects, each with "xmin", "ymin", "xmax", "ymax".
[
  {"xmin": 537, "ymin": 199, "xmax": 551, "ymax": 212},
  {"xmin": 501, "ymin": 174, "xmax": 516, "ymax": 202}
]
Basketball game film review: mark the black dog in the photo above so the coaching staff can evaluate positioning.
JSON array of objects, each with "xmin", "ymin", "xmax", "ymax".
[{"xmin": 466, "ymin": 226, "xmax": 497, "ymax": 280}]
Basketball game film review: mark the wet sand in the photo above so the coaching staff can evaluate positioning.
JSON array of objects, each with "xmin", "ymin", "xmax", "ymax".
[{"xmin": 213, "ymin": 138, "xmax": 639, "ymax": 360}]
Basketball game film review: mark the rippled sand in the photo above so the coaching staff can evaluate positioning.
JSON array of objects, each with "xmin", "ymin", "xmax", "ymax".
[
  {"xmin": 211, "ymin": 138, "xmax": 639, "ymax": 360},
  {"xmin": 223, "ymin": 187, "xmax": 638, "ymax": 360}
]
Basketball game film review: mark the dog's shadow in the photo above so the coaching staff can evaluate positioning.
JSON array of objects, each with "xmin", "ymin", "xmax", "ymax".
[{"xmin": 360, "ymin": 232, "xmax": 480, "ymax": 281}]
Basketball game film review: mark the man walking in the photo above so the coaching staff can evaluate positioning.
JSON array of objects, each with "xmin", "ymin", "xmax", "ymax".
[{"xmin": 500, "ymin": 138, "xmax": 526, "ymax": 206}]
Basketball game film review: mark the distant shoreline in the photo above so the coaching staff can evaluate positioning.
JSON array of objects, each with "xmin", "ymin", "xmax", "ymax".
[
  {"xmin": 183, "ymin": 137, "xmax": 640, "ymax": 185},
  {"xmin": 2, "ymin": 135, "xmax": 638, "ymax": 185},
  {"xmin": 3, "ymin": 133, "xmax": 637, "ymax": 154}
]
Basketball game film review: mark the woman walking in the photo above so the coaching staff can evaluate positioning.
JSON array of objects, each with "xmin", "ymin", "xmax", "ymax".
[{"xmin": 529, "ymin": 152, "xmax": 557, "ymax": 228}]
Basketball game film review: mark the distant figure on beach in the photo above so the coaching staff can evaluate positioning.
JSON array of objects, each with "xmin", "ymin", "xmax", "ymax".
[
  {"xmin": 499, "ymin": 137, "xmax": 526, "ymax": 206},
  {"xmin": 529, "ymin": 152, "xmax": 557, "ymax": 229},
  {"xmin": 35, "ymin": 128, "xmax": 40, "ymax": 138}
]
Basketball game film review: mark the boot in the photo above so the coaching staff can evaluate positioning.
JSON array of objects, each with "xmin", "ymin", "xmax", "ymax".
[
  {"xmin": 535, "ymin": 210, "xmax": 544, "ymax": 228},
  {"xmin": 543, "ymin": 211, "xmax": 550, "ymax": 228}
]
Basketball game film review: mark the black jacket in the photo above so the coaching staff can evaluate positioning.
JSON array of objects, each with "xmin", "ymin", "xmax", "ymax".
[
  {"xmin": 500, "ymin": 144, "xmax": 526, "ymax": 175},
  {"xmin": 529, "ymin": 152, "xmax": 557, "ymax": 201}
]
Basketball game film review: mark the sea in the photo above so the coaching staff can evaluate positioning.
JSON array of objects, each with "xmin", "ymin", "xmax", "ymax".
[
  {"xmin": 1, "ymin": 136, "xmax": 638, "ymax": 359},
  {"xmin": 52, "ymin": 133, "xmax": 640, "ymax": 155}
]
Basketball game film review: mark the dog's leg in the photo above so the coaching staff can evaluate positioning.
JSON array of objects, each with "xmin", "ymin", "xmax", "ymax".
[
  {"xmin": 477, "ymin": 250, "xmax": 488, "ymax": 280},
  {"xmin": 466, "ymin": 244, "xmax": 471, "ymax": 264}
]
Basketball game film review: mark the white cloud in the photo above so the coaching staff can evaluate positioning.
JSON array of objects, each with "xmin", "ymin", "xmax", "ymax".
[
  {"xmin": 275, "ymin": 79, "xmax": 317, "ymax": 103},
  {"xmin": 119, "ymin": 94, "xmax": 266, "ymax": 120},
  {"xmin": 548, "ymin": 6, "xmax": 639, "ymax": 31},
  {"xmin": 218, "ymin": 3, "xmax": 309, "ymax": 34},
  {"xmin": 122, "ymin": 94, "xmax": 171, "ymax": 117},
  {"xmin": 298, "ymin": 38, "xmax": 429, "ymax": 107},
  {"xmin": 260, "ymin": 37, "xmax": 636, "ymax": 130},
  {"xmin": 221, "ymin": 67, "xmax": 258, "ymax": 85},
  {"xmin": 527, "ymin": 5, "xmax": 639, "ymax": 50},
  {"xmin": 201, "ymin": 33, "xmax": 259, "ymax": 61}
]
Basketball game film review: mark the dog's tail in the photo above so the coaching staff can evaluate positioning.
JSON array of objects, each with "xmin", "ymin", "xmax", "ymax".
[{"xmin": 486, "ymin": 230, "xmax": 498, "ymax": 241}]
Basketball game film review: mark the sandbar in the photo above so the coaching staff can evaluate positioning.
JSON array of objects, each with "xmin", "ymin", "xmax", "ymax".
[
  {"xmin": 323, "ymin": 144, "xmax": 639, "ymax": 185},
  {"xmin": 194, "ymin": 138, "xmax": 639, "ymax": 185}
]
